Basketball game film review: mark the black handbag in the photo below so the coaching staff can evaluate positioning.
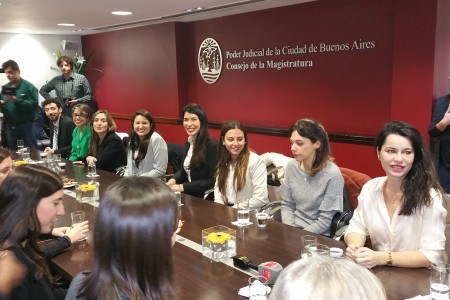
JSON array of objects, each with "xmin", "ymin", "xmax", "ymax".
[{"xmin": 330, "ymin": 210, "xmax": 353, "ymax": 239}]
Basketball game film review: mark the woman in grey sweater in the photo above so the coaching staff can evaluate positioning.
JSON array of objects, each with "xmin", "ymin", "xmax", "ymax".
[
  {"xmin": 280, "ymin": 119, "xmax": 344, "ymax": 236},
  {"xmin": 124, "ymin": 110, "xmax": 168, "ymax": 178}
]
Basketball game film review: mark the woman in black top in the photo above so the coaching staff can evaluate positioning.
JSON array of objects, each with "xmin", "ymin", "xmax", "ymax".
[
  {"xmin": 86, "ymin": 110, "xmax": 126, "ymax": 173},
  {"xmin": 167, "ymin": 103, "xmax": 218, "ymax": 199},
  {"xmin": 0, "ymin": 165, "xmax": 87, "ymax": 299}
]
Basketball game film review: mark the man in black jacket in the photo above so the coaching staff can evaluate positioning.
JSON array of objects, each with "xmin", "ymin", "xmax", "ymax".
[{"xmin": 42, "ymin": 98, "xmax": 75, "ymax": 158}]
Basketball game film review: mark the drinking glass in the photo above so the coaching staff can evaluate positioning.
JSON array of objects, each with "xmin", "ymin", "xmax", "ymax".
[
  {"xmin": 53, "ymin": 153, "xmax": 61, "ymax": 162},
  {"xmin": 430, "ymin": 263, "xmax": 450, "ymax": 300},
  {"xmin": 301, "ymin": 235, "xmax": 317, "ymax": 256},
  {"xmin": 248, "ymin": 276, "xmax": 268, "ymax": 300},
  {"xmin": 39, "ymin": 152, "xmax": 47, "ymax": 161},
  {"xmin": 17, "ymin": 139, "xmax": 24, "ymax": 152},
  {"xmin": 255, "ymin": 212, "xmax": 269, "ymax": 228},
  {"xmin": 174, "ymin": 191, "xmax": 182, "ymax": 206},
  {"xmin": 305, "ymin": 243, "xmax": 330, "ymax": 257},
  {"xmin": 87, "ymin": 162, "xmax": 97, "ymax": 177},
  {"xmin": 21, "ymin": 147, "xmax": 30, "ymax": 161},
  {"xmin": 237, "ymin": 198, "xmax": 250, "ymax": 225},
  {"xmin": 71, "ymin": 211, "xmax": 85, "ymax": 226},
  {"xmin": 71, "ymin": 211, "xmax": 88, "ymax": 241}
]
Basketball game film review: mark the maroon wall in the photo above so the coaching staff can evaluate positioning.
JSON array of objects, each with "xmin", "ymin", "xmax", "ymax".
[
  {"xmin": 81, "ymin": 0, "xmax": 449, "ymax": 178},
  {"xmin": 82, "ymin": 23, "xmax": 181, "ymax": 118},
  {"xmin": 187, "ymin": 0, "xmax": 394, "ymax": 134}
]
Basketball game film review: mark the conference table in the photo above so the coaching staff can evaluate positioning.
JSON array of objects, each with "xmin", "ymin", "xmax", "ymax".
[{"xmin": 47, "ymin": 160, "xmax": 431, "ymax": 300}]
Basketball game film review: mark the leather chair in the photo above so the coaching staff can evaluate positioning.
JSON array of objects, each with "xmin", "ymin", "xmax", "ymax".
[{"xmin": 330, "ymin": 167, "xmax": 371, "ymax": 240}]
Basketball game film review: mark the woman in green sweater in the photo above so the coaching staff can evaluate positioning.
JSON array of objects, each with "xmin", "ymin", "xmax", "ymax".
[{"xmin": 69, "ymin": 104, "xmax": 92, "ymax": 162}]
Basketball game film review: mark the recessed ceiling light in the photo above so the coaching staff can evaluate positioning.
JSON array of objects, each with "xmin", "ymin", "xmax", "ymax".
[
  {"xmin": 57, "ymin": 23, "xmax": 75, "ymax": 27},
  {"xmin": 112, "ymin": 11, "xmax": 132, "ymax": 16},
  {"xmin": 185, "ymin": 7, "xmax": 203, "ymax": 12}
]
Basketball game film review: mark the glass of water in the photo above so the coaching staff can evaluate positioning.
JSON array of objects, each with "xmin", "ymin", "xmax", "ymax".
[
  {"xmin": 237, "ymin": 198, "xmax": 250, "ymax": 226},
  {"xmin": 430, "ymin": 263, "xmax": 450, "ymax": 300},
  {"xmin": 21, "ymin": 147, "xmax": 30, "ymax": 161},
  {"xmin": 17, "ymin": 139, "xmax": 24, "ymax": 152},
  {"xmin": 87, "ymin": 162, "xmax": 97, "ymax": 177}
]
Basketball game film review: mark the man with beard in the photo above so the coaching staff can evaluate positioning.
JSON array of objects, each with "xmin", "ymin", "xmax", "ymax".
[
  {"xmin": 42, "ymin": 98, "xmax": 75, "ymax": 158},
  {"xmin": 0, "ymin": 60, "xmax": 39, "ymax": 150}
]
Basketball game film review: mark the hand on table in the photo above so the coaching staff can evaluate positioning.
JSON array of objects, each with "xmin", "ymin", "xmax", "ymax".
[
  {"xmin": 44, "ymin": 147, "xmax": 55, "ymax": 155},
  {"xmin": 347, "ymin": 245, "xmax": 381, "ymax": 268},
  {"xmin": 345, "ymin": 243, "xmax": 361, "ymax": 258},
  {"xmin": 86, "ymin": 156, "xmax": 97, "ymax": 165},
  {"xmin": 65, "ymin": 221, "xmax": 89, "ymax": 243}
]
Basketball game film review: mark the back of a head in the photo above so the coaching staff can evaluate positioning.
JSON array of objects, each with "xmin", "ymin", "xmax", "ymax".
[
  {"xmin": 269, "ymin": 256, "xmax": 386, "ymax": 300},
  {"xmin": 88, "ymin": 177, "xmax": 179, "ymax": 299}
]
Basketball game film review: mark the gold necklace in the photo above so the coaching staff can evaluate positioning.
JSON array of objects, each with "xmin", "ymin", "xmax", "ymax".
[{"xmin": 384, "ymin": 185, "xmax": 402, "ymax": 204}]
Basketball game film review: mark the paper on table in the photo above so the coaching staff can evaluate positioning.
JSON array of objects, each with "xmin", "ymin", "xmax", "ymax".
[
  {"xmin": 231, "ymin": 221, "xmax": 253, "ymax": 227},
  {"xmin": 406, "ymin": 296, "xmax": 431, "ymax": 299},
  {"xmin": 238, "ymin": 282, "xmax": 271, "ymax": 298}
]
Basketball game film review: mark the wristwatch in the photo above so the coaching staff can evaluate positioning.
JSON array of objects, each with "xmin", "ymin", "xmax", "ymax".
[{"xmin": 387, "ymin": 252, "xmax": 393, "ymax": 266}]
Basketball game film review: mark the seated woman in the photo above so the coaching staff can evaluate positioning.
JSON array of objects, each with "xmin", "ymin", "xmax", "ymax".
[
  {"xmin": 167, "ymin": 103, "xmax": 218, "ymax": 198},
  {"xmin": 123, "ymin": 110, "xmax": 168, "ymax": 178},
  {"xmin": 66, "ymin": 177, "xmax": 179, "ymax": 299},
  {"xmin": 214, "ymin": 120, "xmax": 269, "ymax": 210},
  {"xmin": 68, "ymin": 104, "xmax": 92, "ymax": 162},
  {"xmin": 269, "ymin": 256, "xmax": 386, "ymax": 300},
  {"xmin": 345, "ymin": 121, "xmax": 447, "ymax": 268},
  {"xmin": 86, "ymin": 110, "xmax": 126, "ymax": 173},
  {"xmin": 0, "ymin": 165, "xmax": 88, "ymax": 299},
  {"xmin": 0, "ymin": 150, "xmax": 87, "ymax": 260},
  {"xmin": 280, "ymin": 119, "xmax": 344, "ymax": 236}
]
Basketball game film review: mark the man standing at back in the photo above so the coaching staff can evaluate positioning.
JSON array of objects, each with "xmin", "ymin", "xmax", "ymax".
[
  {"xmin": 39, "ymin": 55, "xmax": 93, "ymax": 117},
  {"xmin": 0, "ymin": 60, "xmax": 38, "ymax": 150},
  {"xmin": 42, "ymin": 98, "xmax": 75, "ymax": 158},
  {"xmin": 429, "ymin": 94, "xmax": 450, "ymax": 193}
]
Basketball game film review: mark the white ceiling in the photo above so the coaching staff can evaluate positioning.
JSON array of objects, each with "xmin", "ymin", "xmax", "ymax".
[{"xmin": 0, "ymin": 0, "xmax": 314, "ymax": 36}]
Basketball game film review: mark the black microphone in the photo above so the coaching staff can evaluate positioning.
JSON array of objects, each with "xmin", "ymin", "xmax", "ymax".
[{"xmin": 232, "ymin": 255, "xmax": 259, "ymax": 270}]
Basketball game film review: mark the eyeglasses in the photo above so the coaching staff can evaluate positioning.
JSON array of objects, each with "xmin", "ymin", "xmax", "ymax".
[
  {"xmin": 72, "ymin": 113, "xmax": 86, "ymax": 118},
  {"xmin": 175, "ymin": 220, "xmax": 185, "ymax": 234}
]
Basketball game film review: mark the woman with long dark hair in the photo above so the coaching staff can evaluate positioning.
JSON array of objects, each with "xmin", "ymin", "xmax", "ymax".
[
  {"xmin": 66, "ymin": 177, "xmax": 180, "ymax": 300},
  {"xmin": 0, "ymin": 165, "xmax": 87, "ymax": 299},
  {"xmin": 214, "ymin": 120, "xmax": 268, "ymax": 209},
  {"xmin": 345, "ymin": 121, "xmax": 447, "ymax": 268},
  {"xmin": 280, "ymin": 118, "xmax": 344, "ymax": 236},
  {"xmin": 86, "ymin": 110, "xmax": 126, "ymax": 173},
  {"xmin": 167, "ymin": 103, "xmax": 218, "ymax": 198},
  {"xmin": 124, "ymin": 110, "xmax": 168, "ymax": 178},
  {"xmin": 0, "ymin": 149, "xmax": 87, "ymax": 267}
]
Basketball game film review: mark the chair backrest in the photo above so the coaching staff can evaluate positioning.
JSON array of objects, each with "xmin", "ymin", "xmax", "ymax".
[
  {"xmin": 339, "ymin": 167, "xmax": 371, "ymax": 210},
  {"xmin": 330, "ymin": 167, "xmax": 371, "ymax": 239}
]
